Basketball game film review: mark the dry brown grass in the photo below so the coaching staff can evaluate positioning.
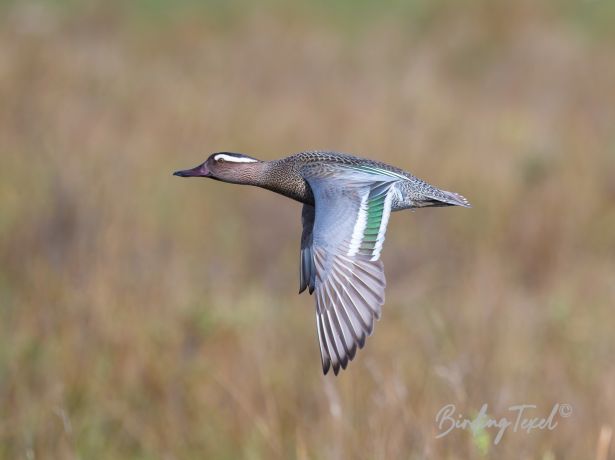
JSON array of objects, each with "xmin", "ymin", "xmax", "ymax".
[{"xmin": 1, "ymin": 1, "xmax": 615, "ymax": 458}]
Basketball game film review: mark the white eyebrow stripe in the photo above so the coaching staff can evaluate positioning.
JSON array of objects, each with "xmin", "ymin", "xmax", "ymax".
[{"xmin": 214, "ymin": 154, "xmax": 257, "ymax": 163}]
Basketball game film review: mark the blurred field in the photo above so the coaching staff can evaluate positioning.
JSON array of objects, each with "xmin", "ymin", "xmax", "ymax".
[{"xmin": 1, "ymin": 0, "xmax": 615, "ymax": 458}]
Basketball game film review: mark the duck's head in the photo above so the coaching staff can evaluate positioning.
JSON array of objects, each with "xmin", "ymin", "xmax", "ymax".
[{"xmin": 173, "ymin": 152, "xmax": 262, "ymax": 183}]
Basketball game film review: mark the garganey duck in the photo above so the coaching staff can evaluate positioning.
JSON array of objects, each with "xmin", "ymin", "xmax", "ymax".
[{"xmin": 174, "ymin": 151, "xmax": 470, "ymax": 375}]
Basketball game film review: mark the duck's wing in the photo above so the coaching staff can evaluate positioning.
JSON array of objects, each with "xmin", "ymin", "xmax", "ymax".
[
  {"xmin": 299, "ymin": 204, "xmax": 316, "ymax": 295},
  {"xmin": 300, "ymin": 164, "xmax": 399, "ymax": 375}
]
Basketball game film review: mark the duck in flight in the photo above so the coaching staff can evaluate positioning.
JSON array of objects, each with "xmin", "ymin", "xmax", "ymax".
[{"xmin": 174, "ymin": 151, "xmax": 470, "ymax": 375}]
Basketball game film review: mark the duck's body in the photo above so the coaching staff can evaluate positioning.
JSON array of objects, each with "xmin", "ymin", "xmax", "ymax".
[
  {"xmin": 174, "ymin": 151, "xmax": 469, "ymax": 375},
  {"xmin": 211, "ymin": 151, "xmax": 469, "ymax": 210}
]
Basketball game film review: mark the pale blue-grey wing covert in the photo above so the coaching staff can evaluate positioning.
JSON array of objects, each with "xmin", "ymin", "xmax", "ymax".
[{"xmin": 301, "ymin": 163, "xmax": 400, "ymax": 375}]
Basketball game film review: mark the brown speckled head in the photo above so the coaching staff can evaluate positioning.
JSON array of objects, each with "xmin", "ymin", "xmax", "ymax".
[{"xmin": 173, "ymin": 152, "xmax": 265, "ymax": 184}]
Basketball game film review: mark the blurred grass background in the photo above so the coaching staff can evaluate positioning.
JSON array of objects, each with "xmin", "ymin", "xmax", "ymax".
[{"xmin": 1, "ymin": 0, "xmax": 615, "ymax": 458}]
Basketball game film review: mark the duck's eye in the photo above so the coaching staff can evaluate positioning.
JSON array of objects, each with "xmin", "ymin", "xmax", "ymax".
[{"xmin": 217, "ymin": 157, "xmax": 225, "ymax": 163}]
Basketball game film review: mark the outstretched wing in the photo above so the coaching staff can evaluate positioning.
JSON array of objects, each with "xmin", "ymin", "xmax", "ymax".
[{"xmin": 300, "ymin": 164, "xmax": 399, "ymax": 375}]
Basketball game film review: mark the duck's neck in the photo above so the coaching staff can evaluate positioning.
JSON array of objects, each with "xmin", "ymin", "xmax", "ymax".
[
  {"xmin": 222, "ymin": 159, "xmax": 313, "ymax": 204},
  {"xmin": 256, "ymin": 160, "xmax": 313, "ymax": 204},
  {"xmin": 225, "ymin": 161, "xmax": 269, "ymax": 186}
]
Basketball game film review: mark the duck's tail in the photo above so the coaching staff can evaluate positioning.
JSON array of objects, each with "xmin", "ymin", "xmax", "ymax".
[{"xmin": 415, "ymin": 190, "xmax": 472, "ymax": 208}]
